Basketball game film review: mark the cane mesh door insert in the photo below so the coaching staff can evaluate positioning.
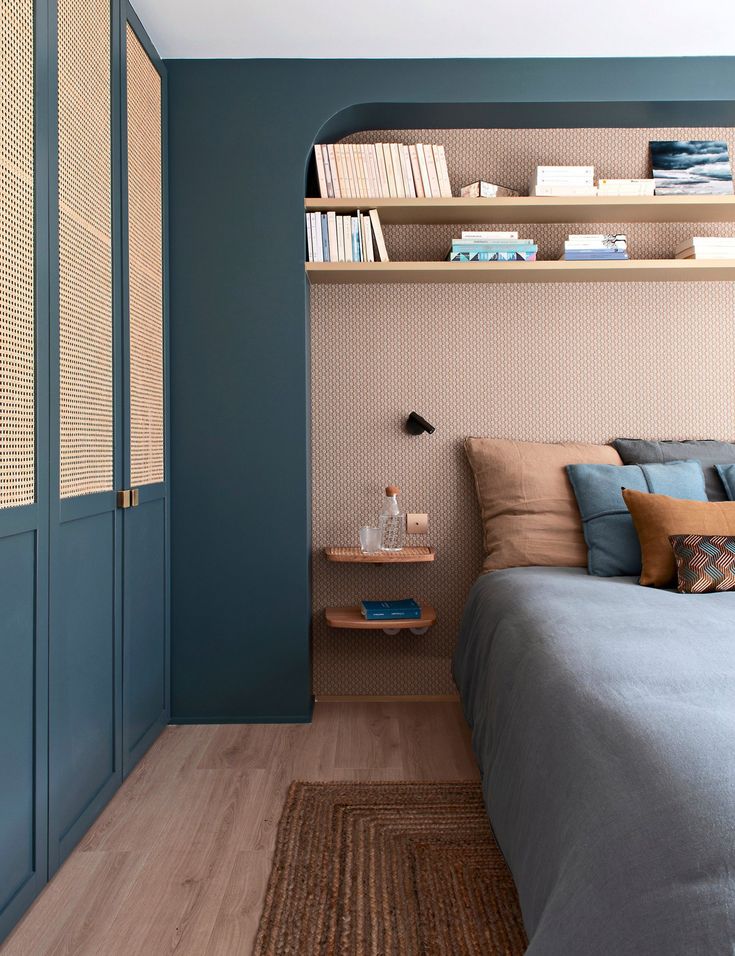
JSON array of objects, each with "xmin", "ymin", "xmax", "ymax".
[
  {"xmin": 58, "ymin": 0, "xmax": 113, "ymax": 498},
  {"xmin": 1, "ymin": 0, "xmax": 35, "ymax": 508},
  {"xmin": 127, "ymin": 25, "xmax": 164, "ymax": 487}
]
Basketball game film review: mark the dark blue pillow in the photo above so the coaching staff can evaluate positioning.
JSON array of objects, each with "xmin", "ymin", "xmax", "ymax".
[
  {"xmin": 716, "ymin": 464, "xmax": 735, "ymax": 500},
  {"xmin": 566, "ymin": 461, "xmax": 707, "ymax": 576}
]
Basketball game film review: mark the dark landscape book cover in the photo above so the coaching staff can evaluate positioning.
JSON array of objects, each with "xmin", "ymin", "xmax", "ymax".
[{"xmin": 650, "ymin": 140, "xmax": 734, "ymax": 195}]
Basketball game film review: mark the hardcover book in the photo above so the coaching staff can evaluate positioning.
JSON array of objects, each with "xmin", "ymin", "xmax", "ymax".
[{"xmin": 361, "ymin": 599, "xmax": 421, "ymax": 620}]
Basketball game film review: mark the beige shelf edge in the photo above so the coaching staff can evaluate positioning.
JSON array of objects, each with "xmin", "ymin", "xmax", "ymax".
[
  {"xmin": 304, "ymin": 195, "xmax": 735, "ymax": 225},
  {"xmin": 306, "ymin": 259, "xmax": 735, "ymax": 285},
  {"xmin": 325, "ymin": 546, "xmax": 435, "ymax": 563},
  {"xmin": 325, "ymin": 605, "xmax": 436, "ymax": 630}
]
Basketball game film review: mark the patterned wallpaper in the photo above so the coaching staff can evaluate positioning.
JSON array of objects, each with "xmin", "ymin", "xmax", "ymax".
[{"xmin": 310, "ymin": 127, "xmax": 735, "ymax": 697}]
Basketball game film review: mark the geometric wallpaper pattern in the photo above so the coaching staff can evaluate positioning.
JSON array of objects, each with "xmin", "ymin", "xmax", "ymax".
[{"xmin": 311, "ymin": 127, "xmax": 735, "ymax": 696}]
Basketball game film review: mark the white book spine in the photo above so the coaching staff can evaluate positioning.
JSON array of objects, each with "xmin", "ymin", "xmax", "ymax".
[
  {"xmin": 313, "ymin": 213, "xmax": 323, "ymax": 262},
  {"xmin": 354, "ymin": 145, "xmax": 366, "ymax": 197},
  {"xmin": 306, "ymin": 214, "xmax": 313, "ymax": 261},
  {"xmin": 326, "ymin": 144, "xmax": 340, "ymax": 198},
  {"xmin": 390, "ymin": 144, "xmax": 406, "ymax": 198},
  {"xmin": 416, "ymin": 144, "xmax": 432, "ymax": 197},
  {"xmin": 433, "ymin": 145, "xmax": 452, "ymax": 198},
  {"xmin": 322, "ymin": 146, "xmax": 335, "ymax": 199},
  {"xmin": 461, "ymin": 231, "xmax": 519, "ymax": 240},
  {"xmin": 343, "ymin": 217, "xmax": 352, "ymax": 262},
  {"xmin": 345, "ymin": 145, "xmax": 357, "ymax": 198},
  {"xmin": 401, "ymin": 145, "xmax": 416, "ymax": 198},
  {"xmin": 536, "ymin": 165, "xmax": 594, "ymax": 177},
  {"xmin": 384, "ymin": 144, "xmax": 396, "ymax": 197},
  {"xmin": 369, "ymin": 209, "xmax": 389, "ymax": 262},
  {"xmin": 327, "ymin": 211, "xmax": 338, "ymax": 262},
  {"xmin": 530, "ymin": 185, "xmax": 598, "ymax": 196},
  {"xmin": 366, "ymin": 145, "xmax": 379, "ymax": 197},
  {"xmin": 364, "ymin": 217, "xmax": 374, "ymax": 262},
  {"xmin": 336, "ymin": 216, "xmax": 345, "ymax": 261},
  {"xmin": 361, "ymin": 145, "xmax": 372, "ymax": 196},
  {"xmin": 335, "ymin": 144, "xmax": 348, "ymax": 198},
  {"xmin": 375, "ymin": 144, "xmax": 390, "ymax": 197},
  {"xmin": 333, "ymin": 145, "xmax": 346, "ymax": 198},
  {"xmin": 314, "ymin": 146, "xmax": 328, "ymax": 198},
  {"xmin": 408, "ymin": 145, "xmax": 424, "ymax": 198},
  {"xmin": 424, "ymin": 145, "xmax": 441, "ymax": 198}
]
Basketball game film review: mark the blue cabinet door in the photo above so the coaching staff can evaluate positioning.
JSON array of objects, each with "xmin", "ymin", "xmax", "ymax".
[
  {"xmin": 0, "ymin": 0, "xmax": 49, "ymax": 941},
  {"xmin": 47, "ymin": 0, "xmax": 124, "ymax": 874},
  {"xmin": 120, "ymin": 10, "xmax": 169, "ymax": 776}
]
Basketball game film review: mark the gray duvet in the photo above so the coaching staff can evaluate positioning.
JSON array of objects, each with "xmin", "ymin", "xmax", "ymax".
[{"xmin": 453, "ymin": 566, "xmax": 735, "ymax": 955}]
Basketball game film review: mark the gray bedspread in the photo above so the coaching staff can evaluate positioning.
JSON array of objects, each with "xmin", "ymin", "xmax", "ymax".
[{"xmin": 453, "ymin": 567, "xmax": 735, "ymax": 955}]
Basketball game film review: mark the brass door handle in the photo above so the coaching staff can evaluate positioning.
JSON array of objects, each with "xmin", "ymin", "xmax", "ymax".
[{"xmin": 117, "ymin": 488, "xmax": 140, "ymax": 509}]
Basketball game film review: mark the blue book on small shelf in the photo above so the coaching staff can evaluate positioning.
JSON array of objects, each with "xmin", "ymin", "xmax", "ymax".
[{"xmin": 361, "ymin": 599, "xmax": 422, "ymax": 620}]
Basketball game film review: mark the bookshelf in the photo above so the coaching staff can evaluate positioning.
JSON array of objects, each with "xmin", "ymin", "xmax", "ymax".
[
  {"xmin": 304, "ymin": 195, "xmax": 735, "ymax": 226},
  {"xmin": 307, "ymin": 259, "xmax": 735, "ymax": 285},
  {"xmin": 325, "ymin": 605, "xmax": 436, "ymax": 633},
  {"xmin": 305, "ymin": 195, "xmax": 735, "ymax": 284}
]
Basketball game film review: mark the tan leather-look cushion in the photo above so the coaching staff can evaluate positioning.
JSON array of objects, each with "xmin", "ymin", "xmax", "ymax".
[
  {"xmin": 465, "ymin": 438, "xmax": 622, "ymax": 573},
  {"xmin": 622, "ymin": 488, "xmax": 735, "ymax": 587}
]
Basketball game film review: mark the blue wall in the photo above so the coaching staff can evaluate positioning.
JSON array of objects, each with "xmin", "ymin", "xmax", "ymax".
[{"xmin": 166, "ymin": 56, "xmax": 735, "ymax": 721}]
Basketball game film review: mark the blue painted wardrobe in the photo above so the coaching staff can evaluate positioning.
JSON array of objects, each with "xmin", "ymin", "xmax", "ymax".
[{"xmin": 0, "ymin": 0, "xmax": 169, "ymax": 940}]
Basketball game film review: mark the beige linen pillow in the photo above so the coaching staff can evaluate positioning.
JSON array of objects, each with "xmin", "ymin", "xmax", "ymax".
[{"xmin": 465, "ymin": 437, "xmax": 622, "ymax": 572}]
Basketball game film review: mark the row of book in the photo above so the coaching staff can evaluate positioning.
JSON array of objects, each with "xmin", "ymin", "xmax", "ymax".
[
  {"xmin": 361, "ymin": 599, "xmax": 421, "ymax": 621},
  {"xmin": 306, "ymin": 209, "xmax": 389, "ymax": 263},
  {"xmin": 314, "ymin": 143, "xmax": 453, "ymax": 199},
  {"xmin": 675, "ymin": 236, "xmax": 735, "ymax": 260},
  {"xmin": 447, "ymin": 231, "xmax": 537, "ymax": 262},
  {"xmin": 560, "ymin": 234, "xmax": 629, "ymax": 261}
]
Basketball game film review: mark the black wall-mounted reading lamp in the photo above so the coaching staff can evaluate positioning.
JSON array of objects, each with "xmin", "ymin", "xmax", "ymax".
[{"xmin": 406, "ymin": 411, "xmax": 436, "ymax": 435}]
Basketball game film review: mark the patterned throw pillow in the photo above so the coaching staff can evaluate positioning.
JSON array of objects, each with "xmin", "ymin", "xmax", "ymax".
[{"xmin": 669, "ymin": 534, "xmax": 735, "ymax": 593}]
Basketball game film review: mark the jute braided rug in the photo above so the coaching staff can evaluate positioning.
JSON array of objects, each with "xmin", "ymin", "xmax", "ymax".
[{"xmin": 254, "ymin": 781, "xmax": 528, "ymax": 955}]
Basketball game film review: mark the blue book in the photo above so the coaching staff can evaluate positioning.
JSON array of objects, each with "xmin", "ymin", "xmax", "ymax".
[
  {"xmin": 450, "ymin": 241, "xmax": 537, "ymax": 254},
  {"xmin": 361, "ymin": 599, "xmax": 421, "ymax": 620},
  {"xmin": 352, "ymin": 217, "xmax": 362, "ymax": 262},
  {"xmin": 564, "ymin": 250, "xmax": 628, "ymax": 260}
]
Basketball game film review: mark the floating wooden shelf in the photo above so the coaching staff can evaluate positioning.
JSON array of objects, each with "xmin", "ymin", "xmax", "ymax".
[
  {"xmin": 326, "ymin": 605, "xmax": 436, "ymax": 632},
  {"xmin": 325, "ymin": 546, "xmax": 435, "ymax": 563},
  {"xmin": 305, "ymin": 195, "xmax": 735, "ymax": 225},
  {"xmin": 306, "ymin": 259, "xmax": 735, "ymax": 286}
]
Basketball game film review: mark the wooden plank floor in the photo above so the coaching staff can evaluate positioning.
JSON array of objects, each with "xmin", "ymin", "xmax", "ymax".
[{"xmin": 2, "ymin": 702, "xmax": 479, "ymax": 956}]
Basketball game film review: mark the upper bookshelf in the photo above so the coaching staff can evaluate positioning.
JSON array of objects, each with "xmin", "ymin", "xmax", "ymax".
[{"xmin": 304, "ymin": 195, "xmax": 735, "ymax": 225}]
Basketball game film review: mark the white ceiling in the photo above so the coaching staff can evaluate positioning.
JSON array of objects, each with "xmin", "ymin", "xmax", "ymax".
[{"xmin": 133, "ymin": 0, "xmax": 735, "ymax": 60}]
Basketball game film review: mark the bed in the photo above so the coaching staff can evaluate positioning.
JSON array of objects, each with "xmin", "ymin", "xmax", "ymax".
[{"xmin": 453, "ymin": 566, "xmax": 735, "ymax": 955}]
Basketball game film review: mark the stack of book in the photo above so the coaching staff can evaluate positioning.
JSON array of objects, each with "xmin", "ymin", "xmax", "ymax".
[
  {"xmin": 306, "ymin": 209, "xmax": 389, "ymax": 263},
  {"xmin": 448, "ymin": 231, "xmax": 537, "ymax": 262},
  {"xmin": 314, "ymin": 143, "xmax": 452, "ymax": 199},
  {"xmin": 530, "ymin": 166, "xmax": 597, "ymax": 197},
  {"xmin": 674, "ymin": 236, "xmax": 735, "ymax": 259},
  {"xmin": 361, "ymin": 599, "xmax": 421, "ymax": 621},
  {"xmin": 459, "ymin": 180, "xmax": 519, "ymax": 199},
  {"xmin": 561, "ymin": 234, "xmax": 628, "ymax": 261},
  {"xmin": 597, "ymin": 179, "xmax": 655, "ymax": 196}
]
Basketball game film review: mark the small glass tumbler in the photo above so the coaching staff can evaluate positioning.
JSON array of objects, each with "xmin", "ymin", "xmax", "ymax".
[{"xmin": 359, "ymin": 526, "xmax": 382, "ymax": 554}]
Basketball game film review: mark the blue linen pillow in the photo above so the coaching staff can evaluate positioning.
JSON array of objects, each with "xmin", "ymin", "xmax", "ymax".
[
  {"xmin": 566, "ymin": 461, "xmax": 707, "ymax": 576},
  {"xmin": 715, "ymin": 463, "xmax": 735, "ymax": 500}
]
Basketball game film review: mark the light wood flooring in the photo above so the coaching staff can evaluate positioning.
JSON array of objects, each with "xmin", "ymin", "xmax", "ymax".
[{"xmin": 2, "ymin": 701, "xmax": 479, "ymax": 956}]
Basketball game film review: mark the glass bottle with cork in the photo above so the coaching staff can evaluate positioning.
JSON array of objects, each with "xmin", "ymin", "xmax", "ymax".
[{"xmin": 379, "ymin": 485, "xmax": 405, "ymax": 552}]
